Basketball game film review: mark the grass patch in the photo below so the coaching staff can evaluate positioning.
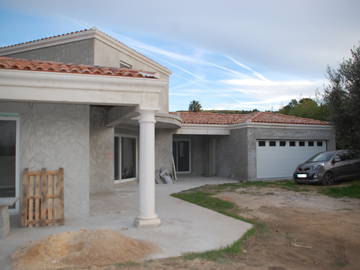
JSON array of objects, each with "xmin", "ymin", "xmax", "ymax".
[
  {"xmin": 183, "ymin": 226, "xmax": 257, "ymax": 261},
  {"xmin": 320, "ymin": 181, "xmax": 360, "ymax": 199}
]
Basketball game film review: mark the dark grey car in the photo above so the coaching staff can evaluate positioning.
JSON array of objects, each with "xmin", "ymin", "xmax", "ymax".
[{"xmin": 293, "ymin": 150, "xmax": 360, "ymax": 185}]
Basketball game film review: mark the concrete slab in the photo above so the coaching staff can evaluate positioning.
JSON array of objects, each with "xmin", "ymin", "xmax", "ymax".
[{"xmin": 0, "ymin": 177, "xmax": 252, "ymax": 269}]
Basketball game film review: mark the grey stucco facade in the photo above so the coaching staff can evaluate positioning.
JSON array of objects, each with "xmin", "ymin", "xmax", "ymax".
[
  {"xmin": 90, "ymin": 106, "xmax": 115, "ymax": 193},
  {"xmin": 174, "ymin": 124, "xmax": 336, "ymax": 181},
  {"xmin": 0, "ymin": 101, "xmax": 90, "ymax": 219},
  {"xmin": 246, "ymin": 125, "xmax": 336, "ymax": 180},
  {"xmin": 4, "ymin": 39, "xmax": 95, "ymax": 66}
]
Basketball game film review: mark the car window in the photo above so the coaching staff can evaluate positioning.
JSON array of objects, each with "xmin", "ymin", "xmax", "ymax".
[
  {"xmin": 338, "ymin": 152, "xmax": 349, "ymax": 161},
  {"xmin": 349, "ymin": 150, "xmax": 360, "ymax": 159},
  {"xmin": 307, "ymin": 151, "xmax": 335, "ymax": 162}
]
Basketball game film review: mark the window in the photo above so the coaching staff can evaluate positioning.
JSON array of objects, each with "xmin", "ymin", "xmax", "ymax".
[
  {"xmin": 258, "ymin": 141, "xmax": 266, "ymax": 147},
  {"xmin": 308, "ymin": 141, "xmax": 314, "ymax": 146},
  {"xmin": 317, "ymin": 141, "xmax": 323, "ymax": 147},
  {"xmin": 269, "ymin": 141, "xmax": 276, "ymax": 147},
  {"xmin": 120, "ymin": 61, "xmax": 132, "ymax": 69},
  {"xmin": 279, "ymin": 141, "xmax": 286, "ymax": 147},
  {"xmin": 299, "ymin": 141, "xmax": 305, "ymax": 147},
  {"xmin": 289, "ymin": 141, "xmax": 296, "ymax": 147}
]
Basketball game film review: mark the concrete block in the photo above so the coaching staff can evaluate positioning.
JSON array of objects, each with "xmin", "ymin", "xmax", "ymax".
[{"xmin": 0, "ymin": 206, "xmax": 10, "ymax": 238}]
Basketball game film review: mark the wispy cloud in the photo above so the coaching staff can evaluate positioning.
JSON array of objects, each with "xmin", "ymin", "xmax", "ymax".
[
  {"xmin": 111, "ymin": 31, "xmax": 326, "ymax": 111},
  {"xmin": 226, "ymin": 56, "xmax": 268, "ymax": 81}
]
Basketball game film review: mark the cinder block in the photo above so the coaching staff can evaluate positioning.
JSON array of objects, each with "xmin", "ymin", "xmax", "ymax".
[{"xmin": 0, "ymin": 206, "xmax": 10, "ymax": 238}]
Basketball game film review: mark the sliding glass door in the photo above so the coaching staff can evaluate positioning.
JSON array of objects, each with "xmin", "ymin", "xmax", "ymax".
[
  {"xmin": 114, "ymin": 135, "xmax": 137, "ymax": 181},
  {"xmin": 0, "ymin": 118, "xmax": 18, "ymax": 204}
]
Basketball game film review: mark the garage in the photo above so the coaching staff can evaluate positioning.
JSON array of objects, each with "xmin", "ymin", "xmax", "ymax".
[{"xmin": 256, "ymin": 140, "xmax": 327, "ymax": 179}]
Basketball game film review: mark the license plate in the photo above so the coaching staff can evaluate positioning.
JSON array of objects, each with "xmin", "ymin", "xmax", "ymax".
[{"xmin": 297, "ymin": 174, "xmax": 307, "ymax": 178}]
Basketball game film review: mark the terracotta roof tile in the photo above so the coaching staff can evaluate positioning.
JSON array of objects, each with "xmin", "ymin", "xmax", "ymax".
[
  {"xmin": 175, "ymin": 111, "xmax": 330, "ymax": 126},
  {"xmin": 251, "ymin": 111, "xmax": 329, "ymax": 125},
  {"xmin": 0, "ymin": 57, "xmax": 158, "ymax": 79}
]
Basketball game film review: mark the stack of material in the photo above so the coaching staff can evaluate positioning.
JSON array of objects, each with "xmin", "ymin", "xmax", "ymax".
[{"xmin": 12, "ymin": 229, "xmax": 157, "ymax": 270}]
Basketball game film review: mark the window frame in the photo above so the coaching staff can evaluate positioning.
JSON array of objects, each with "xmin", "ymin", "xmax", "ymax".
[
  {"xmin": 0, "ymin": 115, "xmax": 20, "ymax": 213},
  {"xmin": 114, "ymin": 134, "xmax": 138, "ymax": 183}
]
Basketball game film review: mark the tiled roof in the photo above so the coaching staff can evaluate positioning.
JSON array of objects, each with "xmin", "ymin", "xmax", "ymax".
[
  {"xmin": 0, "ymin": 29, "xmax": 91, "ymax": 49},
  {"xmin": 175, "ymin": 111, "xmax": 330, "ymax": 126},
  {"xmin": 0, "ymin": 57, "xmax": 158, "ymax": 79}
]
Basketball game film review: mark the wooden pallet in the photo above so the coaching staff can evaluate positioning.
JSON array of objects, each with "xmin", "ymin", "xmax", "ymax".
[{"xmin": 21, "ymin": 168, "xmax": 64, "ymax": 227}]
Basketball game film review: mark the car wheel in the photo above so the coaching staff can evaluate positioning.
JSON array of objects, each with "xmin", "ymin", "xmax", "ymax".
[{"xmin": 322, "ymin": 172, "xmax": 335, "ymax": 185}]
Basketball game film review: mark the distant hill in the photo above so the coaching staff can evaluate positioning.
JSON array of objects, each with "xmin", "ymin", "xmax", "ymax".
[{"xmin": 176, "ymin": 109, "xmax": 260, "ymax": 114}]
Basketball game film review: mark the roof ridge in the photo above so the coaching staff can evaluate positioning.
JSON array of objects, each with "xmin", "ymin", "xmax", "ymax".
[
  {"xmin": 0, "ymin": 28, "xmax": 92, "ymax": 49},
  {"xmin": 247, "ymin": 111, "xmax": 263, "ymax": 122}
]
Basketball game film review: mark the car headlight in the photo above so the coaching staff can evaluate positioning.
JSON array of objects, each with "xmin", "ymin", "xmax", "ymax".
[{"xmin": 311, "ymin": 164, "xmax": 324, "ymax": 171}]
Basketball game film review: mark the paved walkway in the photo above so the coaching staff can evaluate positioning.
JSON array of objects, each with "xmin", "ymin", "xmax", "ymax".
[{"xmin": 0, "ymin": 177, "xmax": 252, "ymax": 269}]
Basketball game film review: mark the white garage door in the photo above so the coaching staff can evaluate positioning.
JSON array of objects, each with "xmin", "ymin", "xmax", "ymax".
[{"xmin": 256, "ymin": 140, "xmax": 327, "ymax": 179}]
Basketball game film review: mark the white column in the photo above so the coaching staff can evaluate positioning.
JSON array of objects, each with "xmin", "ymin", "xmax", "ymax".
[{"xmin": 134, "ymin": 110, "xmax": 161, "ymax": 227}]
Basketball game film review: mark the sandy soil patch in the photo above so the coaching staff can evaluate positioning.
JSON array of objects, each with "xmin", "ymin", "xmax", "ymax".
[
  {"xmin": 216, "ymin": 187, "xmax": 360, "ymax": 270},
  {"xmin": 11, "ymin": 229, "xmax": 158, "ymax": 270}
]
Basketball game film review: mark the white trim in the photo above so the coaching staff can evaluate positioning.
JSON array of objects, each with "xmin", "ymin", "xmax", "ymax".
[
  {"xmin": 173, "ymin": 138, "xmax": 191, "ymax": 173},
  {"xmin": 176, "ymin": 125, "xmax": 230, "ymax": 135},
  {"xmin": 0, "ymin": 69, "xmax": 164, "ymax": 110},
  {"xmin": 176, "ymin": 121, "xmax": 333, "ymax": 135},
  {"xmin": 0, "ymin": 28, "xmax": 171, "ymax": 76},
  {"xmin": 114, "ymin": 134, "xmax": 138, "ymax": 182},
  {"xmin": 0, "ymin": 115, "xmax": 20, "ymax": 214}
]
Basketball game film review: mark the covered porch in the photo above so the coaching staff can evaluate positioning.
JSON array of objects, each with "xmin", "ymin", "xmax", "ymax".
[
  {"xmin": 0, "ymin": 58, "xmax": 173, "ymax": 230},
  {"xmin": 0, "ymin": 177, "xmax": 251, "ymax": 269}
]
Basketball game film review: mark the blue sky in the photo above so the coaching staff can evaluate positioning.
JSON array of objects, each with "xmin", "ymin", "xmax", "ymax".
[{"xmin": 1, "ymin": 1, "xmax": 360, "ymax": 111}]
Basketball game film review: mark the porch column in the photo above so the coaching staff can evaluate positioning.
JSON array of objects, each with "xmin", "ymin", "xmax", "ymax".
[{"xmin": 134, "ymin": 110, "xmax": 161, "ymax": 227}]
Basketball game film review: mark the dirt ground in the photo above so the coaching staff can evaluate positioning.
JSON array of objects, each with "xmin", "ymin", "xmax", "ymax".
[
  {"xmin": 22, "ymin": 186, "xmax": 359, "ymax": 270},
  {"xmin": 90, "ymin": 186, "xmax": 360, "ymax": 270},
  {"xmin": 215, "ymin": 187, "xmax": 360, "ymax": 270}
]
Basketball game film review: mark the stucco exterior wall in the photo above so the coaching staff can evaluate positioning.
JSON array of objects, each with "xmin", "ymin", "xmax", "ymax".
[
  {"xmin": 90, "ymin": 106, "xmax": 114, "ymax": 193},
  {"xmin": 93, "ymin": 39, "xmax": 169, "ymax": 112},
  {"xmin": 246, "ymin": 126, "xmax": 336, "ymax": 180},
  {"xmin": 0, "ymin": 101, "xmax": 90, "ymax": 219},
  {"xmin": 215, "ymin": 129, "xmax": 248, "ymax": 180},
  {"xmin": 155, "ymin": 129, "xmax": 174, "ymax": 177},
  {"xmin": 3, "ymin": 39, "xmax": 94, "ymax": 65},
  {"xmin": 173, "ymin": 135, "xmax": 210, "ymax": 176}
]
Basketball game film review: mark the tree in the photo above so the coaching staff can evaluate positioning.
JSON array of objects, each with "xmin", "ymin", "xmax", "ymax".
[
  {"xmin": 279, "ymin": 98, "xmax": 329, "ymax": 121},
  {"xmin": 324, "ymin": 44, "xmax": 360, "ymax": 149},
  {"xmin": 188, "ymin": 100, "xmax": 202, "ymax": 112}
]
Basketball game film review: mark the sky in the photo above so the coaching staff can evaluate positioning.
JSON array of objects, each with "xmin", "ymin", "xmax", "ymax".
[{"xmin": 1, "ymin": 0, "xmax": 359, "ymax": 111}]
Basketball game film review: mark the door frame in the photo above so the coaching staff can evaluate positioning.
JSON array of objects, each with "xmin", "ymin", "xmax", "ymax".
[
  {"xmin": 0, "ymin": 115, "xmax": 20, "ymax": 213},
  {"xmin": 114, "ymin": 134, "xmax": 138, "ymax": 183},
  {"xmin": 173, "ymin": 138, "xmax": 191, "ymax": 174}
]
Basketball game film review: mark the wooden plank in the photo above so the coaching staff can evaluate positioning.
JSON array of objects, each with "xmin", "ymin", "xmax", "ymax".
[
  {"xmin": 27, "ymin": 175, "xmax": 34, "ymax": 227},
  {"xmin": 21, "ymin": 169, "xmax": 29, "ymax": 227},
  {"xmin": 26, "ymin": 170, "xmax": 42, "ymax": 176},
  {"xmin": 40, "ymin": 168, "xmax": 47, "ymax": 225},
  {"xmin": 34, "ymin": 173, "xmax": 41, "ymax": 225},
  {"xmin": 59, "ymin": 168, "xmax": 64, "ymax": 225},
  {"xmin": 53, "ymin": 173, "xmax": 59, "ymax": 223},
  {"xmin": 47, "ymin": 173, "xmax": 54, "ymax": 225}
]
